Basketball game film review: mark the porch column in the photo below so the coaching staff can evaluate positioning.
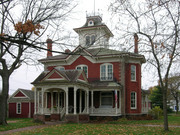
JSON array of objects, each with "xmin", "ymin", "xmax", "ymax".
[
  {"xmin": 58, "ymin": 92, "xmax": 60, "ymax": 113},
  {"xmin": 34, "ymin": 88, "xmax": 37, "ymax": 114},
  {"xmin": 79, "ymin": 90, "xmax": 82, "ymax": 113},
  {"xmin": 91, "ymin": 91, "xmax": 93, "ymax": 113},
  {"xmin": 41, "ymin": 89, "xmax": 44, "ymax": 114},
  {"xmin": 37, "ymin": 90, "xmax": 40, "ymax": 114},
  {"xmin": 74, "ymin": 86, "xmax": 77, "ymax": 114},
  {"xmin": 119, "ymin": 90, "xmax": 121, "ymax": 113},
  {"xmin": 115, "ymin": 90, "xmax": 118, "ymax": 114},
  {"xmin": 87, "ymin": 91, "xmax": 89, "ymax": 114},
  {"xmin": 85, "ymin": 91, "xmax": 87, "ymax": 113},
  {"xmin": 66, "ymin": 88, "xmax": 69, "ymax": 114},
  {"xmin": 51, "ymin": 92, "xmax": 53, "ymax": 114},
  {"xmin": 45, "ymin": 92, "xmax": 47, "ymax": 109},
  {"xmin": 64, "ymin": 92, "xmax": 65, "ymax": 109}
]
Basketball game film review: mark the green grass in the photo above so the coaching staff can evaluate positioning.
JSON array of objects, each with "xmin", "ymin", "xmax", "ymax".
[
  {"xmin": 108, "ymin": 114, "xmax": 180, "ymax": 125},
  {"xmin": 12, "ymin": 123, "xmax": 180, "ymax": 135},
  {"xmin": 1, "ymin": 115, "xmax": 180, "ymax": 135},
  {"xmin": 0, "ymin": 118, "xmax": 41, "ymax": 132}
]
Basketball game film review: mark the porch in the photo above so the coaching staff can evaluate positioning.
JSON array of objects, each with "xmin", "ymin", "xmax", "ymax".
[{"xmin": 34, "ymin": 84, "xmax": 122, "ymax": 122}]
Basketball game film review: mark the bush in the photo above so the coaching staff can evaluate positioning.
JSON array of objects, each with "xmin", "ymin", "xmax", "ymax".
[{"xmin": 149, "ymin": 106, "xmax": 163, "ymax": 119}]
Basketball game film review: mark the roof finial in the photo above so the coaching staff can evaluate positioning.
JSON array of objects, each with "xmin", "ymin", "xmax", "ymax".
[{"xmin": 94, "ymin": 0, "xmax": 95, "ymax": 16}]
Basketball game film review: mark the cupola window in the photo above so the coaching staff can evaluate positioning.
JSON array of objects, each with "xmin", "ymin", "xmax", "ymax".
[
  {"xmin": 88, "ymin": 20, "xmax": 94, "ymax": 26},
  {"xmin": 86, "ymin": 35, "xmax": 96, "ymax": 46}
]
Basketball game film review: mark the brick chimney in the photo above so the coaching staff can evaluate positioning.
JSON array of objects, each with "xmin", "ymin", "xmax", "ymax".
[
  {"xmin": 46, "ymin": 39, "xmax": 53, "ymax": 57},
  {"xmin": 65, "ymin": 49, "xmax": 71, "ymax": 54},
  {"xmin": 134, "ymin": 33, "xmax": 138, "ymax": 54}
]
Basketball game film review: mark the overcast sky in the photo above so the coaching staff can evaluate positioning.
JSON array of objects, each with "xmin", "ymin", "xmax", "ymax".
[{"xmin": 1, "ymin": 0, "xmax": 158, "ymax": 95}]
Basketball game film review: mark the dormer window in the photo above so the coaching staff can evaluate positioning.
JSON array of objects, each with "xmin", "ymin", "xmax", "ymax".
[
  {"xmin": 55, "ymin": 66, "xmax": 65, "ymax": 71},
  {"xmin": 88, "ymin": 20, "xmax": 94, "ymax": 26},
  {"xmin": 86, "ymin": 35, "xmax": 96, "ymax": 46}
]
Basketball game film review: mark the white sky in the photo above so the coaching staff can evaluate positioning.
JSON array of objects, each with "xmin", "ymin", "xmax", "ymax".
[{"xmin": 1, "ymin": 0, "xmax": 158, "ymax": 95}]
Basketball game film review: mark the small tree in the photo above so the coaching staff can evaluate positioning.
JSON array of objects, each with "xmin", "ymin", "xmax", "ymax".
[
  {"xmin": 167, "ymin": 75, "xmax": 180, "ymax": 114},
  {"xmin": 149, "ymin": 86, "xmax": 163, "ymax": 109}
]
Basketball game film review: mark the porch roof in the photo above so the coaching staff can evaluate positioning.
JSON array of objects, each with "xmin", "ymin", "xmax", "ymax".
[{"xmin": 90, "ymin": 81, "xmax": 122, "ymax": 90}]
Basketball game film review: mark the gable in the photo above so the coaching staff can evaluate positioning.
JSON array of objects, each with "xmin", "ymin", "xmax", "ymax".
[
  {"xmin": 41, "ymin": 69, "xmax": 67, "ymax": 81},
  {"xmin": 77, "ymin": 72, "xmax": 88, "ymax": 83},
  {"xmin": 48, "ymin": 71, "xmax": 63, "ymax": 79},
  {"xmin": 14, "ymin": 91, "xmax": 26, "ymax": 97}
]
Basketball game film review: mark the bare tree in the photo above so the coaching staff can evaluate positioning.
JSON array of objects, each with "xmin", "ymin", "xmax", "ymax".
[
  {"xmin": 110, "ymin": 0, "xmax": 180, "ymax": 131},
  {"xmin": 167, "ymin": 75, "xmax": 180, "ymax": 114},
  {"xmin": 0, "ymin": 0, "xmax": 76, "ymax": 125}
]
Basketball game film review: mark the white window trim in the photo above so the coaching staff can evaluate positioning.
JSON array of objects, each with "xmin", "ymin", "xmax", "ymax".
[
  {"xmin": 131, "ymin": 65, "xmax": 136, "ymax": 81},
  {"xmin": 76, "ymin": 64, "xmax": 88, "ymax": 78},
  {"xmin": 85, "ymin": 34, "xmax": 96, "ymax": 46},
  {"xmin": 100, "ymin": 63, "xmax": 113, "ymax": 81},
  {"xmin": 100, "ymin": 92, "xmax": 113, "ymax": 108},
  {"xmin": 16, "ymin": 102, "xmax": 21, "ymax": 114},
  {"xmin": 131, "ymin": 92, "xmax": 137, "ymax": 109}
]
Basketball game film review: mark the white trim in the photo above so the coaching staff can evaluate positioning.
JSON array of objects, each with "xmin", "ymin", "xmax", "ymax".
[
  {"xmin": 131, "ymin": 65, "xmax": 136, "ymax": 81},
  {"xmin": 130, "ymin": 92, "xmax": 137, "ymax": 109},
  {"xmin": 16, "ymin": 102, "xmax": 21, "ymax": 114},
  {"xmin": 100, "ymin": 63, "xmax": 113, "ymax": 81},
  {"xmin": 76, "ymin": 64, "xmax": 88, "ymax": 78},
  {"xmin": 55, "ymin": 66, "xmax": 65, "ymax": 71}
]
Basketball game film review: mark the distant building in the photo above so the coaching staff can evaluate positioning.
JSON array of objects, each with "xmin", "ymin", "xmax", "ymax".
[
  {"xmin": 32, "ymin": 15, "xmax": 148, "ymax": 122},
  {"xmin": 8, "ymin": 89, "xmax": 34, "ymax": 118}
]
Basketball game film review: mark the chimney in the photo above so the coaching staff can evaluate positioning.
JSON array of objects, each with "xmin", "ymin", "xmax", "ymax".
[
  {"xmin": 46, "ymin": 39, "xmax": 53, "ymax": 57},
  {"xmin": 65, "ymin": 49, "xmax": 71, "ymax": 54},
  {"xmin": 134, "ymin": 33, "xmax": 138, "ymax": 54}
]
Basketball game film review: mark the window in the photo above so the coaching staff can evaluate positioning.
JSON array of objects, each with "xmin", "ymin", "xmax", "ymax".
[
  {"xmin": 88, "ymin": 20, "xmax": 94, "ymax": 26},
  {"xmin": 131, "ymin": 65, "xmax": 136, "ymax": 81},
  {"xmin": 101, "ymin": 92, "xmax": 113, "ymax": 107},
  {"xmin": 76, "ymin": 65, "xmax": 88, "ymax": 77},
  {"xmin": 100, "ymin": 63, "xmax": 113, "ymax": 81},
  {"xmin": 86, "ymin": 35, "xmax": 96, "ymax": 46},
  {"xmin": 16, "ymin": 102, "xmax": 21, "ymax": 114},
  {"xmin": 55, "ymin": 66, "xmax": 65, "ymax": 71},
  {"xmin": 86, "ymin": 36, "xmax": 90, "ymax": 46},
  {"xmin": 131, "ymin": 92, "xmax": 137, "ymax": 109}
]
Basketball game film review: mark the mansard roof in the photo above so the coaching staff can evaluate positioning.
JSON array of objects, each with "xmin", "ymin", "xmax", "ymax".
[{"xmin": 73, "ymin": 15, "xmax": 113, "ymax": 37}]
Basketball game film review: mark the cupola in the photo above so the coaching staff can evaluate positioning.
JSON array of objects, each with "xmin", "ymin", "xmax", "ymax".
[{"xmin": 73, "ymin": 14, "xmax": 113, "ymax": 49}]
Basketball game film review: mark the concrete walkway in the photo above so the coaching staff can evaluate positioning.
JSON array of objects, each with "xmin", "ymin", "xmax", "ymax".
[{"xmin": 0, "ymin": 121, "xmax": 65, "ymax": 135}]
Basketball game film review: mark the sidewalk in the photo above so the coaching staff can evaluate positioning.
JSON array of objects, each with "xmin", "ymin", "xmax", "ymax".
[{"xmin": 0, "ymin": 121, "xmax": 65, "ymax": 135}]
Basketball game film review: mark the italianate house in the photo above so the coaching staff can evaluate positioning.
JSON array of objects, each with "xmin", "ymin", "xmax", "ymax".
[{"xmin": 32, "ymin": 15, "xmax": 150, "ymax": 122}]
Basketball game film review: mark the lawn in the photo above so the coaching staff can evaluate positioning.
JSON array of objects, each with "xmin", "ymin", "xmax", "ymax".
[
  {"xmin": 0, "ymin": 118, "xmax": 41, "ymax": 132},
  {"xmin": 0, "ymin": 115, "xmax": 180, "ymax": 135}
]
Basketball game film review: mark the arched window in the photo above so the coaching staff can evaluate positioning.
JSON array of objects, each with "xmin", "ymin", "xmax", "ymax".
[
  {"xmin": 86, "ymin": 36, "xmax": 90, "ymax": 46},
  {"xmin": 100, "ymin": 63, "xmax": 113, "ymax": 81},
  {"xmin": 76, "ymin": 65, "xmax": 88, "ymax": 77},
  {"xmin": 131, "ymin": 92, "xmax": 137, "ymax": 109},
  {"xmin": 86, "ymin": 35, "xmax": 96, "ymax": 46}
]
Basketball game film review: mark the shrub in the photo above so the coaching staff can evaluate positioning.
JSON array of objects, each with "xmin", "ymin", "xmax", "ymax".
[{"xmin": 149, "ymin": 106, "xmax": 163, "ymax": 119}]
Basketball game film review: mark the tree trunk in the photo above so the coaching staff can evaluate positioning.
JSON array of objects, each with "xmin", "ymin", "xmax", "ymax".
[
  {"xmin": 175, "ymin": 92, "xmax": 179, "ymax": 114},
  {"xmin": 0, "ymin": 74, "xmax": 10, "ymax": 125},
  {"xmin": 162, "ymin": 87, "xmax": 169, "ymax": 131}
]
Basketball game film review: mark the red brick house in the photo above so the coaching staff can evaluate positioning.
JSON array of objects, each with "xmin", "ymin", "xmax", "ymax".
[
  {"xmin": 32, "ymin": 15, "xmax": 148, "ymax": 122},
  {"xmin": 8, "ymin": 89, "xmax": 34, "ymax": 118}
]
